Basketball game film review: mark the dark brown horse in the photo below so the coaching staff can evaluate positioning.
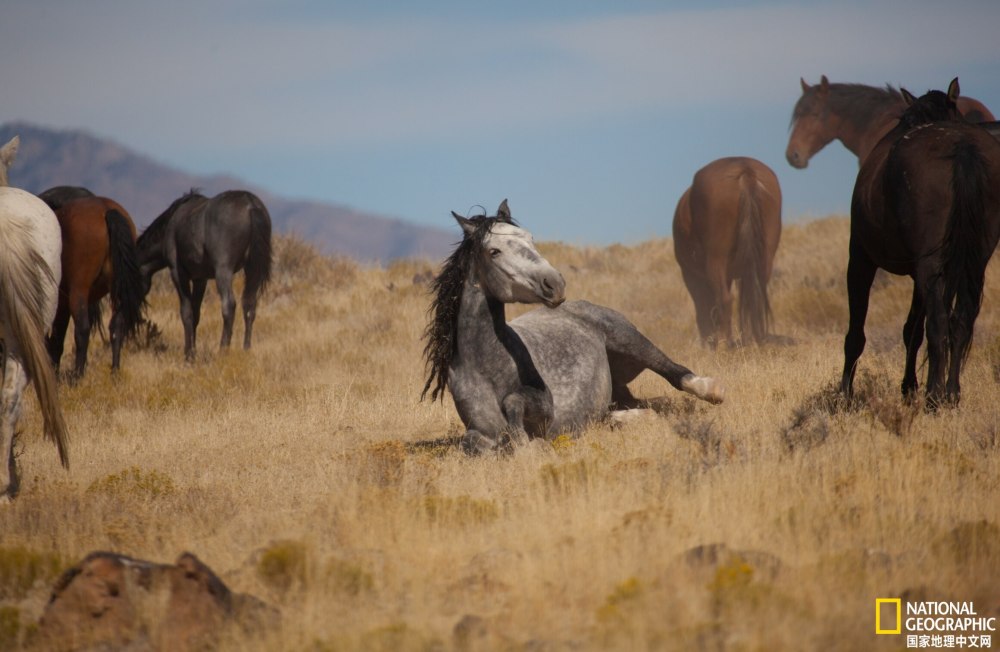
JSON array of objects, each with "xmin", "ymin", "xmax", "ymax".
[
  {"xmin": 673, "ymin": 157, "xmax": 782, "ymax": 346},
  {"xmin": 842, "ymin": 78, "xmax": 1000, "ymax": 408},
  {"xmin": 787, "ymin": 75, "xmax": 995, "ymax": 168},
  {"xmin": 40, "ymin": 192, "xmax": 145, "ymax": 379},
  {"xmin": 137, "ymin": 190, "xmax": 272, "ymax": 361}
]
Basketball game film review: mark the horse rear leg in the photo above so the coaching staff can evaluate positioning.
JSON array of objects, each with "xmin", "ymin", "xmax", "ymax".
[
  {"xmin": 70, "ymin": 296, "xmax": 91, "ymax": 381},
  {"xmin": 901, "ymin": 285, "xmax": 925, "ymax": 399},
  {"xmin": 215, "ymin": 272, "xmax": 236, "ymax": 350},
  {"xmin": 241, "ymin": 282, "xmax": 259, "ymax": 350},
  {"xmin": 0, "ymin": 355, "xmax": 29, "ymax": 501},
  {"xmin": 841, "ymin": 243, "xmax": 877, "ymax": 398},
  {"xmin": 567, "ymin": 303, "xmax": 723, "ymax": 404}
]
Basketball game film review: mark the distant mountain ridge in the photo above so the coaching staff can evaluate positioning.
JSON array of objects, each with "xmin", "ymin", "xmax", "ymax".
[{"xmin": 0, "ymin": 122, "xmax": 452, "ymax": 262}]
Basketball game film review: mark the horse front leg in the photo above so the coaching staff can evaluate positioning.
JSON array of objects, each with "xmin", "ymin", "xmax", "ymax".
[
  {"xmin": 0, "ymin": 354, "xmax": 29, "ymax": 502},
  {"xmin": 171, "ymin": 270, "xmax": 197, "ymax": 361},
  {"xmin": 46, "ymin": 303, "xmax": 72, "ymax": 375},
  {"xmin": 841, "ymin": 244, "xmax": 877, "ymax": 399},
  {"xmin": 500, "ymin": 386, "xmax": 554, "ymax": 448},
  {"xmin": 215, "ymin": 271, "xmax": 236, "ymax": 350},
  {"xmin": 901, "ymin": 284, "xmax": 925, "ymax": 400}
]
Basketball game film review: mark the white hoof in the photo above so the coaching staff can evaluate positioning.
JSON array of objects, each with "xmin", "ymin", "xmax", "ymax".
[{"xmin": 681, "ymin": 375, "xmax": 725, "ymax": 405}]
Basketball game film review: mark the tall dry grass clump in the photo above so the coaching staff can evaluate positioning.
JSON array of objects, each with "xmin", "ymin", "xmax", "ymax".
[{"xmin": 1, "ymin": 218, "xmax": 999, "ymax": 651}]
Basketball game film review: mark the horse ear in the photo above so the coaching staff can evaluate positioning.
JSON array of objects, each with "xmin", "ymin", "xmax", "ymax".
[
  {"xmin": 452, "ymin": 211, "xmax": 476, "ymax": 235},
  {"xmin": 800, "ymin": 77, "xmax": 812, "ymax": 93},
  {"xmin": 819, "ymin": 75, "xmax": 830, "ymax": 93},
  {"xmin": 0, "ymin": 135, "xmax": 19, "ymax": 168},
  {"xmin": 901, "ymin": 87, "xmax": 917, "ymax": 106},
  {"xmin": 497, "ymin": 199, "xmax": 511, "ymax": 222},
  {"xmin": 947, "ymin": 77, "xmax": 960, "ymax": 103}
]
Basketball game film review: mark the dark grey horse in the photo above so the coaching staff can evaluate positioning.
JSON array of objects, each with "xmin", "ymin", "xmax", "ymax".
[
  {"xmin": 136, "ymin": 190, "xmax": 273, "ymax": 360},
  {"xmin": 422, "ymin": 201, "xmax": 724, "ymax": 454}
]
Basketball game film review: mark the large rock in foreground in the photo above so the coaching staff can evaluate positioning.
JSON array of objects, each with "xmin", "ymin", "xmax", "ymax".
[{"xmin": 33, "ymin": 551, "xmax": 277, "ymax": 651}]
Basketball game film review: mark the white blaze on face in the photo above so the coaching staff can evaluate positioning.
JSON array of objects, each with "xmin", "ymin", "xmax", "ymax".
[{"xmin": 480, "ymin": 223, "xmax": 566, "ymax": 306}]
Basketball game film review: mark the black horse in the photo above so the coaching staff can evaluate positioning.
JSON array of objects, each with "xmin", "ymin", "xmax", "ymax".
[
  {"xmin": 137, "ymin": 190, "xmax": 273, "ymax": 360},
  {"xmin": 842, "ymin": 78, "xmax": 1000, "ymax": 408}
]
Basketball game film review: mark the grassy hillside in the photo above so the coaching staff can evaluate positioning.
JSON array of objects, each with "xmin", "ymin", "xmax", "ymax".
[{"xmin": 1, "ymin": 216, "xmax": 999, "ymax": 651}]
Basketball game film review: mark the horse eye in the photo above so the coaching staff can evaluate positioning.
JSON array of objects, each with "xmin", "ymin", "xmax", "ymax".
[{"xmin": 489, "ymin": 248, "xmax": 501, "ymax": 258}]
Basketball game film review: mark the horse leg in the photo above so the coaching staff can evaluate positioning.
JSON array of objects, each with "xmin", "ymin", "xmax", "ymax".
[
  {"xmin": 109, "ymin": 303, "xmax": 124, "ymax": 373},
  {"xmin": 840, "ymin": 244, "xmax": 877, "ymax": 398},
  {"xmin": 569, "ymin": 304, "xmax": 724, "ymax": 404},
  {"xmin": 241, "ymin": 280, "xmax": 259, "ymax": 351},
  {"xmin": 215, "ymin": 271, "xmax": 236, "ymax": 350},
  {"xmin": 901, "ymin": 285, "xmax": 925, "ymax": 400},
  {"xmin": 918, "ymin": 272, "xmax": 949, "ymax": 409},
  {"xmin": 171, "ymin": 270, "xmax": 197, "ymax": 361},
  {"xmin": 0, "ymin": 354, "xmax": 28, "ymax": 502},
  {"xmin": 70, "ymin": 294, "xmax": 91, "ymax": 381},
  {"xmin": 679, "ymin": 267, "xmax": 715, "ymax": 345},
  {"xmin": 500, "ymin": 386, "xmax": 554, "ymax": 448},
  {"xmin": 46, "ymin": 303, "xmax": 72, "ymax": 374}
]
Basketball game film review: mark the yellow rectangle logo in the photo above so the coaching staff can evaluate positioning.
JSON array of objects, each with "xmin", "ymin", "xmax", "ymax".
[{"xmin": 876, "ymin": 598, "xmax": 901, "ymax": 634}]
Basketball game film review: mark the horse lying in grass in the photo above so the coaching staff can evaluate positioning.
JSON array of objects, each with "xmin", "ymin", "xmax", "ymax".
[{"xmin": 422, "ymin": 201, "xmax": 724, "ymax": 454}]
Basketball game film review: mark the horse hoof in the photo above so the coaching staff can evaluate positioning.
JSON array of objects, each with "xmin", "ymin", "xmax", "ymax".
[{"xmin": 682, "ymin": 375, "xmax": 725, "ymax": 405}]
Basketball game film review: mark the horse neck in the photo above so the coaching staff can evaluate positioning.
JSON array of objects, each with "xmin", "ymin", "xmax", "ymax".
[
  {"xmin": 828, "ymin": 87, "xmax": 902, "ymax": 162},
  {"xmin": 457, "ymin": 270, "xmax": 510, "ymax": 360},
  {"xmin": 136, "ymin": 228, "xmax": 169, "ymax": 278}
]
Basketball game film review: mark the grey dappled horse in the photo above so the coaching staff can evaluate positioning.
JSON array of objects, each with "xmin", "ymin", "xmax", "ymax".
[
  {"xmin": 136, "ymin": 190, "xmax": 273, "ymax": 361},
  {"xmin": 422, "ymin": 201, "xmax": 724, "ymax": 454},
  {"xmin": 0, "ymin": 136, "xmax": 69, "ymax": 501}
]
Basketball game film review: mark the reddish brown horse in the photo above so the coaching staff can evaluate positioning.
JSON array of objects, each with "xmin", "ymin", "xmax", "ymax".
[
  {"xmin": 41, "ymin": 193, "xmax": 145, "ymax": 379},
  {"xmin": 842, "ymin": 79, "xmax": 1000, "ymax": 408},
  {"xmin": 673, "ymin": 157, "xmax": 782, "ymax": 346},
  {"xmin": 787, "ymin": 75, "xmax": 995, "ymax": 168}
]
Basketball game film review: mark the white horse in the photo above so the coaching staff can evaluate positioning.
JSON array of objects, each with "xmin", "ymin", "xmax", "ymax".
[{"xmin": 0, "ymin": 135, "xmax": 69, "ymax": 501}]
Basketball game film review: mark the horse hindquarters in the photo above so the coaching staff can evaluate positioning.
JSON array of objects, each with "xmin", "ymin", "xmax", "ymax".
[
  {"xmin": 733, "ymin": 173, "xmax": 779, "ymax": 344},
  {"xmin": 240, "ymin": 204, "xmax": 272, "ymax": 350},
  {"xmin": 938, "ymin": 139, "xmax": 998, "ymax": 404}
]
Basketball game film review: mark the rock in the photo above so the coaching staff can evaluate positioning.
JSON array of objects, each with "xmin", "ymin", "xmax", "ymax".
[{"xmin": 32, "ymin": 551, "xmax": 278, "ymax": 651}]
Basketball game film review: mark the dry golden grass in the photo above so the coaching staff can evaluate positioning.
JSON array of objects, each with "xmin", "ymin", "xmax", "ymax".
[{"xmin": 2, "ymin": 217, "xmax": 1000, "ymax": 651}]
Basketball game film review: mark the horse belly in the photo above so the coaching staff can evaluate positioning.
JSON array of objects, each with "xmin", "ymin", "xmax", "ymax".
[{"xmin": 511, "ymin": 312, "xmax": 613, "ymax": 433}]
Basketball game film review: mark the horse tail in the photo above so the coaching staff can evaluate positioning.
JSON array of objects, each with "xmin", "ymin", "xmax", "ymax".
[
  {"xmin": 733, "ymin": 173, "xmax": 772, "ymax": 344},
  {"xmin": 0, "ymin": 220, "xmax": 69, "ymax": 468},
  {"xmin": 243, "ymin": 199, "xmax": 273, "ymax": 305},
  {"xmin": 105, "ymin": 208, "xmax": 145, "ymax": 339},
  {"xmin": 943, "ymin": 139, "xmax": 989, "ymax": 367}
]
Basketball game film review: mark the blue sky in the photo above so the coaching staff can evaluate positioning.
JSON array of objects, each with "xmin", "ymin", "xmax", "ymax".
[{"xmin": 4, "ymin": 1, "xmax": 999, "ymax": 245}]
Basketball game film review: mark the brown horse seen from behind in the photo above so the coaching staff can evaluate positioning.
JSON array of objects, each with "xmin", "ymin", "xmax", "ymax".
[
  {"xmin": 842, "ymin": 79, "xmax": 1000, "ymax": 408},
  {"xmin": 787, "ymin": 75, "xmax": 995, "ymax": 169},
  {"xmin": 673, "ymin": 157, "xmax": 782, "ymax": 347},
  {"xmin": 40, "ymin": 191, "xmax": 145, "ymax": 379}
]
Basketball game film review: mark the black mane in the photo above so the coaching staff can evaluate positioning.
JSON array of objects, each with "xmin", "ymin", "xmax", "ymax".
[
  {"xmin": 898, "ymin": 90, "xmax": 962, "ymax": 130},
  {"xmin": 421, "ymin": 212, "xmax": 514, "ymax": 402},
  {"xmin": 137, "ymin": 189, "xmax": 205, "ymax": 248},
  {"xmin": 792, "ymin": 82, "xmax": 904, "ymax": 130}
]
